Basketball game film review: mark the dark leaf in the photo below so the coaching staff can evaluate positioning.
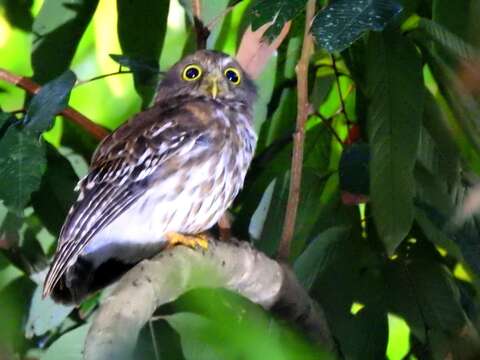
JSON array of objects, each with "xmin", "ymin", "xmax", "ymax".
[
  {"xmin": 312, "ymin": 0, "xmax": 403, "ymax": 53},
  {"xmin": 294, "ymin": 226, "xmax": 350, "ymax": 290},
  {"xmin": 249, "ymin": 0, "xmax": 307, "ymax": 40},
  {"xmin": 109, "ymin": 54, "xmax": 160, "ymax": 74},
  {"xmin": 31, "ymin": 0, "xmax": 99, "ymax": 84},
  {"xmin": 366, "ymin": 29, "xmax": 424, "ymax": 254},
  {"xmin": 31, "ymin": 144, "xmax": 78, "ymax": 236},
  {"xmin": 24, "ymin": 70, "xmax": 77, "ymax": 136},
  {"xmin": 1, "ymin": 0, "xmax": 33, "ymax": 31},
  {"xmin": 0, "ymin": 126, "xmax": 46, "ymax": 213},
  {"xmin": 116, "ymin": 0, "xmax": 169, "ymax": 107}
]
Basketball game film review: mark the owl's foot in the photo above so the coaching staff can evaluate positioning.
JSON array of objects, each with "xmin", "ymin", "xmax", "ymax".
[{"xmin": 164, "ymin": 232, "xmax": 209, "ymax": 250}]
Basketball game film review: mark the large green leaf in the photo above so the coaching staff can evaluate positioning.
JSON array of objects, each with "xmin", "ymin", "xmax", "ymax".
[
  {"xmin": 249, "ymin": 0, "xmax": 307, "ymax": 40},
  {"xmin": 24, "ymin": 70, "xmax": 77, "ymax": 136},
  {"xmin": 42, "ymin": 324, "xmax": 90, "ymax": 360},
  {"xmin": 31, "ymin": 0, "xmax": 99, "ymax": 84},
  {"xmin": 365, "ymin": 29, "xmax": 424, "ymax": 254},
  {"xmin": 0, "ymin": 126, "xmax": 46, "ymax": 213},
  {"xmin": 294, "ymin": 226, "xmax": 350, "ymax": 290},
  {"xmin": 312, "ymin": 0, "xmax": 402, "ymax": 52},
  {"xmin": 117, "ymin": 0, "xmax": 169, "ymax": 107},
  {"xmin": 25, "ymin": 285, "xmax": 74, "ymax": 338}
]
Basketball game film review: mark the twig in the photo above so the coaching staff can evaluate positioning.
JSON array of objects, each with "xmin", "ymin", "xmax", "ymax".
[
  {"xmin": 314, "ymin": 111, "xmax": 344, "ymax": 147},
  {"xmin": 0, "ymin": 68, "xmax": 109, "ymax": 140},
  {"xmin": 331, "ymin": 55, "xmax": 351, "ymax": 124},
  {"xmin": 75, "ymin": 70, "xmax": 134, "ymax": 86},
  {"xmin": 192, "ymin": 0, "xmax": 209, "ymax": 50},
  {"xmin": 277, "ymin": 0, "xmax": 316, "ymax": 261}
]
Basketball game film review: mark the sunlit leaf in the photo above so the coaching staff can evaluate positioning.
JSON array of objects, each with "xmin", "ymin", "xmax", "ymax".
[
  {"xmin": 42, "ymin": 324, "xmax": 90, "ymax": 360},
  {"xmin": 25, "ymin": 285, "xmax": 74, "ymax": 338}
]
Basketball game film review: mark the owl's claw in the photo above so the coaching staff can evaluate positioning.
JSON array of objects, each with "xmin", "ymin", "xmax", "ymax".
[{"xmin": 164, "ymin": 232, "xmax": 209, "ymax": 250}]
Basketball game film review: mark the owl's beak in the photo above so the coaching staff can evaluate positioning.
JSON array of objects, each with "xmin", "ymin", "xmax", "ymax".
[{"xmin": 205, "ymin": 76, "xmax": 220, "ymax": 99}]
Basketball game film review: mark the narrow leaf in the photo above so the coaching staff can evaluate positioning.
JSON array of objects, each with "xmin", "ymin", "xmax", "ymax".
[
  {"xmin": 32, "ymin": 0, "xmax": 98, "ymax": 84},
  {"xmin": 116, "ymin": 0, "xmax": 169, "ymax": 107}
]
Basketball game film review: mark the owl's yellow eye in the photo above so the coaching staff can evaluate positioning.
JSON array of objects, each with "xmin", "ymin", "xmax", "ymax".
[
  {"xmin": 224, "ymin": 67, "xmax": 241, "ymax": 85},
  {"xmin": 182, "ymin": 64, "xmax": 202, "ymax": 81}
]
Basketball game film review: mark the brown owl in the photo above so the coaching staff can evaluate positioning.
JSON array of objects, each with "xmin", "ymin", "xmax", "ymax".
[{"xmin": 43, "ymin": 50, "xmax": 257, "ymax": 304}]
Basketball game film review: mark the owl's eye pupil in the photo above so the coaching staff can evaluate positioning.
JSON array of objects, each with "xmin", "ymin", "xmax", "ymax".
[
  {"xmin": 185, "ymin": 67, "xmax": 199, "ymax": 79},
  {"xmin": 225, "ymin": 69, "xmax": 239, "ymax": 84}
]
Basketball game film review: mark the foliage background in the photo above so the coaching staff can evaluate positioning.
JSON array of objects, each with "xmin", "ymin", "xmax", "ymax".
[{"xmin": 1, "ymin": 0, "xmax": 480, "ymax": 359}]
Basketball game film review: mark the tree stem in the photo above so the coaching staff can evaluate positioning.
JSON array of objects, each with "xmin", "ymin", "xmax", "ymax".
[{"xmin": 278, "ymin": 0, "xmax": 315, "ymax": 261}]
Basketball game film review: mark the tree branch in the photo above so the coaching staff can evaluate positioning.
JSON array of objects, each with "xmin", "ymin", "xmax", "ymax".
[
  {"xmin": 84, "ymin": 240, "xmax": 336, "ymax": 360},
  {"xmin": 0, "ymin": 68, "xmax": 109, "ymax": 141},
  {"xmin": 278, "ymin": 0, "xmax": 315, "ymax": 261}
]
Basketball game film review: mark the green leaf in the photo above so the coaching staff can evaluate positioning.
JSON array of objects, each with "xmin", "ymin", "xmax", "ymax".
[
  {"xmin": 166, "ymin": 313, "xmax": 226, "ymax": 360},
  {"xmin": 42, "ymin": 324, "xmax": 90, "ymax": 360},
  {"xmin": 312, "ymin": 0, "xmax": 403, "ymax": 53},
  {"xmin": 32, "ymin": 0, "xmax": 98, "ymax": 84},
  {"xmin": 116, "ymin": 0, "xmax": 169, "ymax": 107},
  {"xmin": 25, "ymin": 285, "xmax": 74, "ymax": 338},
  {"xmin": 0, "ymin": 126, "xmax": 46, "ymax": 213},
  {"xmin": 31, "ymin": 144, "xmax": 78, "ymax": 236},
  {"xmin": 249, "ymin": 0, "xmax": 307, "ymax": 40},
  {"xmin": 366, "ymin": 29, "xmax": 424, "ymax": 254},
  {"xmin": 24, "ymin": 70, "xmax": 77, "ymax": 136},
  {"xmin": 294, "ymin": 226, "xmax": 350, "ymax": 290},
  {"xmin": 0, "ymin": 0, "xmax": 34, "ymax": 31},
  {"xmin": 418, "ymin": 18, "xmax": 479, "ymax": 61},
  {"xmin": 109, "ymin": 54, "xmax": 160, "ymax": 74}
]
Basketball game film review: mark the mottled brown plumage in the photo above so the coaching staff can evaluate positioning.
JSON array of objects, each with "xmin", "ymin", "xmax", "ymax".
[{"xmin": 43, "ymin": 50, "xmax": 257, "ymax": 303}]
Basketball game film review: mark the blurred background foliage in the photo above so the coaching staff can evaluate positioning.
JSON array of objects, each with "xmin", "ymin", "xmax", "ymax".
[{"xmin": 1, "ymin": 0, "xmax": 480, "ymax": 359}]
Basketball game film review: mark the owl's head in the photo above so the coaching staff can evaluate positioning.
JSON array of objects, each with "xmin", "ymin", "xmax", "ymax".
[{"xmin": 155, "ymin": 50, "xmax": 256, "ymax": 107}]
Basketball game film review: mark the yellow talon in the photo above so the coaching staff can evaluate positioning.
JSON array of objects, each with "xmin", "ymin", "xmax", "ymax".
[{"xmin": 165, "ymin": 232, "xmax": 209, "ymax": 250}]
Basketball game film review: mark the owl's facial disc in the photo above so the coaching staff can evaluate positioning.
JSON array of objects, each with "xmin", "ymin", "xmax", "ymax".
[{"xmin": 202, "ymin": 74, "xmax": 223, "ymax": 99}]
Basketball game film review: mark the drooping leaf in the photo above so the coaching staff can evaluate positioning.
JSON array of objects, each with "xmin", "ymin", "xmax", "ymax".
[
  {"xmin": 116, "ymin": 0, "xmax": 169, "ymax": 107},
  {"xmin": 31, "ymin": 144, "xmax": 78, "ymax": 236},
  {"xmin": 249, "ymin": 0, "xmax": 306, "ymax": 40},
  {"xmin": 312, "ymin": 0, "xmax": 403, "ymax": 53},
  {"xmin": 0, "ymin": 126, "xmax": 46, "ymax": 213},
  {"xmin": 0, "ymin": 0, "xmax": 34, "ymax": 31},
  {"xmin": 294, "ymin": 226, "xmax": 350, "ymax": 290},
  {"xmin": 31, "ymin": 0, "xmax": 99, "ymax": 84},
  {"xmin": 24, "ymin": 70, "xmax": 77, "ymax": 136},
  {"xmin": 366, "ymin": 29, "xmax": 424, "ymax": 254},
  {"xmin": 42, "ymin": 324, "xmax": 90, "ymax": 360},
  {"xmin": 109, "ymin": 54, "xmax": 160, "ymax": 74},
  {"xmin": 25, "ymin": 285, "xmax": 74, "ymax": 338}
]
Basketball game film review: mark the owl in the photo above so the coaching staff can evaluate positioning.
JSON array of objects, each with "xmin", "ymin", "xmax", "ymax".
[{"xmin": 43, "ymin": 50, "xmax": 257, "ymax": 304}]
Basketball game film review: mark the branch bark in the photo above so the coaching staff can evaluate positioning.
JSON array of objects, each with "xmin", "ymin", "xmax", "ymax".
[
  {"xmin": 84, "ymin": 240, "xmax": 336, "ymax": 360},
  {"xmin": 278, "ymin": 0, "xmax": 315, "ymax": 260},
  {"xmin": 0, "ymin": 68, "xmax": 109, "ymax": 140}
]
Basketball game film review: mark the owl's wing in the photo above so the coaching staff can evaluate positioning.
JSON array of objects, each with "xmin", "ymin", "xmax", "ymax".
[{"xmin": 43, "ymin": 105, "xmax": 205, "ymax": 297}]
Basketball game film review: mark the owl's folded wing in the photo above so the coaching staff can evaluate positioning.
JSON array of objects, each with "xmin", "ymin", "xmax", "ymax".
[{"xmin": 43, "ymin": 109, "xmax": 204, "ymax": 298}]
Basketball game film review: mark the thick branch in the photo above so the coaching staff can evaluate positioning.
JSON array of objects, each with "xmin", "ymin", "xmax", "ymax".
[
  {"xmin": 0, "ymin": 68, "xmax": 109, "ymax": 140},
  {"xmin": 84, "ymin": 240, "xmax": 335, "ymax": 360},
  {"xmin": 278, "ymin": 0, "xmax": 315, "ymax": 260}
]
